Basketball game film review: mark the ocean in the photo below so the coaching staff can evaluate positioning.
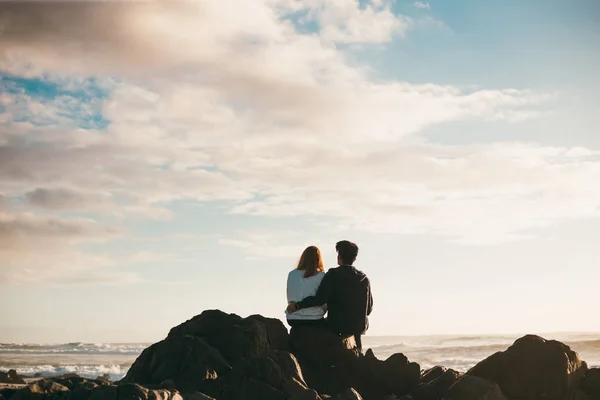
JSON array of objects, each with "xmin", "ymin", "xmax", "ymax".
[{"xmin": 1, "ymin": 334, "xmax": 599, "ymax": 381}]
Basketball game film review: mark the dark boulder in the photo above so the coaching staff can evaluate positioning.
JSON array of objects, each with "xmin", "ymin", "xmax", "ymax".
[
  {"xmin": 443, "ymin": 375, "xmax": 508, "ymax": 400},
  {"xmin": 289, "ymin": 389, "xmax": 322, "ymax": 400},
  {"xmin": 357, "ymin": 350, "xmax": 420, "ymax": 399},
  {"xmin": 88, "ymin": 384, "xmax": 181, "ymax": 400},
  {"xmin": 122, "ymin": 335, "xmax": 230, "ymax": 394},
  {"xmin": 289, "ymin": 324, "xmax": 420, "ymax": 399},
  {"xmin": 420, "ymin": 367, "xmax": 446, "ymax": 385},
  {"xmin": 0, "ymin": 371, "xmax": 25, "ymax": 385},
  {"xmin": 10, "ymin": 380, "xmax": 70, "ymax": 400},
  {"xmin": 246, "ymin": 315, "xmax": 290, "ymax": 351},
  {"xmin": 221, "ymin": 351, "xmax": 307, "ymax": 400},
  {"xmin": 581, "ymin": 368, "xmax": 600, "ymax": 397},
  {"xmin": 51, "ymin": 376, "xmax": 108, "ymax": 391},
  {"xmin": 409, "ymin": 367, "xmax": 461, "ymax": 400},
  {"xmin": 288, "ymin": 324, "xmax": 359, "ymax": 396},
  {"xmin": 167, "ymin": 310, "xmax": 288, "ymax": 365},
  {"xmin": 181, "ymin": 393, "xmax": 214, "ymax": 400},
  {"xmin": 331, "ymin": 388, "xmax": 363, "ymax": 400},
  {"xmin": 467, "ymin": 335, "xmax": 588, "ymax": 400}
]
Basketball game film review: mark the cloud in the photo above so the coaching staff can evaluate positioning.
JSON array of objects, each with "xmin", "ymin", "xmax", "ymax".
[
  {"xmin": 25, "ymin": 188, "xmax": 110, "ymax": 210},
  {"xmin": 226, "ymin": 142, "xmax": 600, "ymax": 244},
  {"xmin": 218, "ymin": 231, "xmax": 327, "ymax": 259},
  {"xmin": 413, "ymin": 2, "xmax": 431, "ymax": 10},
  {"xmin": 0, "ymin": 211, "xmax": 123, "ymax": 283},
  {"xmin": 0, "ymin": 195, "xmax": 8, "ymax": 210},
  {"xmin": 303, "ymin": 0, "xmax": 410, "ymax": 44},
  {"xmin": 0, "ymin": 0, "xmax": 598, "ymax": 285}
]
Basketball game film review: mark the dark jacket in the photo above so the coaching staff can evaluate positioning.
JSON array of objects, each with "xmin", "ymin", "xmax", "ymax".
[{"xmin": 296, "ymin": 265, "xmax": 373, "ymax": 336}]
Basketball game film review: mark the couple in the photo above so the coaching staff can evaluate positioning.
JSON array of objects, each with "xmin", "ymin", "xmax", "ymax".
[{"xmin": 285, "ymin": 240, "xmax": 373, "ymax": 351}]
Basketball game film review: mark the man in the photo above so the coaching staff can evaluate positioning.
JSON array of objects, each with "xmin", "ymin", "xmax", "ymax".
[{"xmin": 287, "ymin": 240, "xmax": 373, "ymax": 351}]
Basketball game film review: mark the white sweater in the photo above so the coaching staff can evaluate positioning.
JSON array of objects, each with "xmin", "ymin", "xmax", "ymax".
[{"xmin": 285, "ymin": 269, "xmax": 327, "ymax": 320}]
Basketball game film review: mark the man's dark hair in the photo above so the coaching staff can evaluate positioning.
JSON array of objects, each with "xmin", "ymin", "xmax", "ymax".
[{"xmin": 336, "ymin": 240, "xmax": 359, "ymax": 265}]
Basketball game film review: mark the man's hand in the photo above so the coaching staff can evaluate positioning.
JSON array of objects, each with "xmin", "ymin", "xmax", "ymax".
[{"xmin": 287, "ymin": 301, "xmax": 298, "ymax": 313}]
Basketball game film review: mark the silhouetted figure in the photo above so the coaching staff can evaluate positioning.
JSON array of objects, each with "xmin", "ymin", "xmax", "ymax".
[
  {"xmin": 288, "ymin": 240, "xmax": 373, "ymax": 351},
  {"xmin": 285, "ymin": 246, "xmax": 328, "ymax": 328}
]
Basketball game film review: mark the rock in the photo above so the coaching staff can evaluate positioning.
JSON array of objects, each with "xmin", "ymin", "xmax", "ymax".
[
  {"xmin": 88, "ymin": 384, "xmax": 182, "ymax": 400},
  {"xmin": 266, "ymin": 351, "xmax": 310, "ymax": 394},
  {"xmin": 467, "ymin": 335, "xmax": 588, "ymax": 400},
  {"xmin": 246, "ymin": 314, "xmax": 290, "ymax": 351},
  {"xmin": 221, "ymin": 352, "xmax": 307, "ymax": 400},
  {"xmin": 289, "ymin": 389, "xmax": 322, "ymax": 400},
  {"xmin": 289, "ymin": 324, "xmax": 359, "ymax": 395},
  {"xmin": 122, "ymin": 335, "xmax": 231, "ymax": 393},
  {"xmin": 443, "ymin": 375, "xmax": 508, "ymax": 400},
  {"xmin": 420, "ymin": 367, "xmax": 446, "ymax": 385},
  {"xmin": 566, "ymin": 390, "xmax": 594, "ymax": 400},
  {"xmin": 0, "ymin": 371, "xmax": 25, "ymax": 385},
  {"xmin": 96, "ymin": 376, "xmax": 111, "ymax": 384},
  {"xmin": 357, "ymin": 350, "xmax": 420, "ymax": 399},
  {"xmin": 88, "ymin": 386, "xmax": 118, "ymax": 400},
  {"xmin": 10, "ymin": 380, "xmax": 70, "ymax": 400},
  {"xmin": 0, "ymin": 387, "xmax": 26, "ymax": 400},
  {"xmin": 289, "ymin": 324, "xmax": 420, "ymax": 399},
  {"xmin": 581, "ymin": 368, "xmax": 600, "ymax": 396},
  {"xmin": 4, "ymin": 376, "xmax": 113, "ymax": 400},
  {"xmin": 167, "ymin": 310, "xmax": 288, "ymax": 365},
  {"xmin": 181, "ymin": 393, "xmax": 214, "ymax": 400},
  {"xmin": 51, "ymin": 376, "xmax": 105, "ymax": 391},
  {"xmin": 410, "ymin": 368, "xmax": 461, "ymax": 400},
  {"xmin": 331, "ymin": 388, "xmax": 363, "ymax": 400}
]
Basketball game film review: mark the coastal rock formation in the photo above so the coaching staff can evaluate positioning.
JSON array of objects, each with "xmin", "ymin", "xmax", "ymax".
[
  {"xmin": 581, "ymin": 368, "xmax": 600, "ymax": 397},
  {"xmin": 403, "ymin": 366, "xmax": 461, "ymax": 400},
  {"xmin": 166, "ymin": 311, "xmax": 289, "ymax": 365},
  {"xmin": 289, "ymin": 324, "xmax": 420, "ymax": 399},
  {"xmin": 10, "ymin": 379, "xmax": 70, "ymax": 400},
  {"xmin": 0, "ymin": 371, "xmax": 25, "ymax": 385},
  {"xmin": 467, "ymin": 335, "xmax": 589, "ymax": 400},
  {"xmin": 121, "ymin": 335, "xmax": 231, "ymax": 394},
  {"xmin": 3, "ymin": 310, "xmax": 598, "ymax": 400},
  {"xmin": 221, "ymin": 351, "xmax": 308, "ymax": 400},
  {"xmin": 88, "ymin": 384, "xmax": 182, "ymax": 400},
  {"xmin": 443, "ymin": 375, "xmax": 508, "ymax": 400}
]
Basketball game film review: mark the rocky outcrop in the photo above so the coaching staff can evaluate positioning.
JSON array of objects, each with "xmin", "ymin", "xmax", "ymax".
[
  {"xmin": 0, "ymin": 371, "xmax": 25, "ymax": 385},
  {"xmin": 581, "ymin": 368, "xmax": 600, "ymax": 397},
  {"xmin": 5, "ymin": 310, "xmax": 599, "ymax": 400},
  {"xmin": 221, "ymin": 351, "xmax": 307, "ymax": 400},
  {"xmin": 88, "ymin": 384, "xmax": 182, "ymax": 400},
  {"xmin": 288, "ymin": 324, "xmax": 419, "ymax": 399},
  {"xmin": 121, "ymin": 335, "xmax": 230, "ymax": 394},
  {"xmin": 331, "ymin": 388, "xmax": 363, "ymax": 400},
  {"xmin": 10, "ymin": 380, "xmax": 70, "ymax": 400},
  {"xmin": 359, "ymin": 350, "xmax": 420, "ymax": 399},
  {"xmin": 467, "ymin": 335, "xmax": 588, "ymax": 400},
  {"xmin": 166, "ymin": 310, "xmax": 288, "ymax": 365},
  {"xmin": 443, "ymin": 375, "xmax": 508, "ymax": 400},
  {"xmin": 404, "ymin": 366, "xmax": 461, "ymax": 400}
]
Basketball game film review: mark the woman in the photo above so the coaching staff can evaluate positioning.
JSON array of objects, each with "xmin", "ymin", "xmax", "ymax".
[{"xmin": 285, "ymin": 246, "xmax": 327, "ymax": 327}]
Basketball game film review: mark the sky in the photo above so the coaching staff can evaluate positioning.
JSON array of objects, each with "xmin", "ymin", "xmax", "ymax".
[{"xmin": 0, "ymin": 0, "xmax": 599, "ymax": 343}]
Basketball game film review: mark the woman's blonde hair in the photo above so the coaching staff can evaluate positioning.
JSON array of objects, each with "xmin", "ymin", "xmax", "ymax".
[{"xmin": 296, "ymin": 246, "xmax": 325, "ymax": 278}]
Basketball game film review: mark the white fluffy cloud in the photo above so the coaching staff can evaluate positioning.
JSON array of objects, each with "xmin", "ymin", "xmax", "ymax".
[
  {"xmin": 413, "ymin": 2, "xmax": 431, "ymax": 10},
  {"xmin": 0, "ymin": 0, "xmax": 599, "ymax": 282}
]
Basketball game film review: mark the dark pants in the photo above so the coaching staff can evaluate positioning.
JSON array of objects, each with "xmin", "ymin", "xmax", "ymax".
[
  {"xmin": 288, "ymin": 319, "xmax": 363, "ymax": 352},
  {"xmin": 287, "ymin": 318, "xmax": 327, "ymax": 328}
]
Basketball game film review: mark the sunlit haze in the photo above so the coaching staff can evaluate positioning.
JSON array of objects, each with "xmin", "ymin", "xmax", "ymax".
[{"xmin": 1, "ymin": 0, "xmax": 599, "ymax": 343}]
